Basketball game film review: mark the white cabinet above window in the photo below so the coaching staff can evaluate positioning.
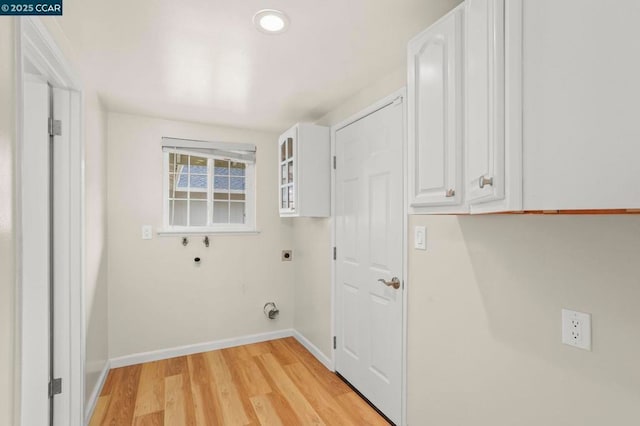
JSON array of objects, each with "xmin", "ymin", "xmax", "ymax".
[{"xmin": 278, "ymin": 123, "xmax": 330, "ymax": 217}]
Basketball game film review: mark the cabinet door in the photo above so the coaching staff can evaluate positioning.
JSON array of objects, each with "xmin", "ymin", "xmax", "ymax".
[
  {"xmin": 408, "ymin": 7, "xmax": 464, "ymax": 212},
  {"xmin": 278, "ymin": 127, "xmax": 297, "ymax": 215},
  {"xmin": 465, "ymin": 0, "xmax": 505, "ymax": 204}
]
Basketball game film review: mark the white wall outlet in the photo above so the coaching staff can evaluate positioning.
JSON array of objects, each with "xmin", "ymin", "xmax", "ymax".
[
  {"xmin": 414, "ymin": 226, "xmax": 426, "ymax": 250},
  {"xmin": 562, "ymin": 309, "xmax": 591, "ymax": 351},
  {"xmin": 141, "ymin": 225, "xmax": 153, "ymax": 240}
]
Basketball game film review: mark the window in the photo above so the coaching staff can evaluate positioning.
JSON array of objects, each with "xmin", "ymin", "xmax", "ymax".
[{"xmin": 162, "ymin": 137, "xmax": 256, "ymax": 232}]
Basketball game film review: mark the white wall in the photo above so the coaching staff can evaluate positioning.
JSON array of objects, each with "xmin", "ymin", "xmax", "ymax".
[
  {"xmin": 83, "ymin": 92, "xmax": 109, "ymax": 405},
  {"xmin": 107, "ymin": 113, "xmax": 294, "ymax": 358},
  {"xmin": 407, "ymin": 215, "xmax": 640, "ymax": 425},
  {"xmin": 0, "ymin": 18, "xmax": 16, "ymax": 426}
]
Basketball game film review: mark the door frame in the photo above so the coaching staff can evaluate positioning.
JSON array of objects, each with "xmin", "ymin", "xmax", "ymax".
[
  {"xmin": 15, "ymin": 17, "xmax": 84, "ymax": 425},
  {"xmin": 330, "ymin": 87, "xmax": 408, "ymax": 425}
]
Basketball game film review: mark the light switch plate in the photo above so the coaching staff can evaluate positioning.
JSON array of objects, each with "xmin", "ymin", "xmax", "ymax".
[
  {"xmin": 141, "ymin": 225, "xmax": 153, "ymax": 240},
  {"xmin": 562, "ymin": 308, "xmax": 591, "ymax": 351},
  {"xmin": 414, "ymin": 226, "xmax": 426, "ymax": 250}
]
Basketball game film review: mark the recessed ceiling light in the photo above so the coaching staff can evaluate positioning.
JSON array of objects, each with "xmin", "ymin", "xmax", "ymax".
[{"xmin": 253, "ymin": 9, "xmax": 289, "ymax": 34}]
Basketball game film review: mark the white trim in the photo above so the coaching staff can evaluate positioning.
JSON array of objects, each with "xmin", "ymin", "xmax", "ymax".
[
  {"xmin": 157, "ymin": 229, "xmax": 260, "ymax": 236},
  {"xmin": 162, "ymin": 137, "xmax": 256, "ymax": 153},
  {"xmin": 109, "ymin": 329, "xmax": 295, "ymax": 369},
  {"xmin": 16, "ymin": 16, "xmax": 84, "ymax": 426},
  {"xmin": 330, "ymin": 87, "xmax": 408, "ymax": 425},
  {"xmin": 292, "ymin": 330, "xmax": 333, "ymax": 371},
  {"xmin": 83, "ymin": 360, "xmax": 110, "ymax": 426}
]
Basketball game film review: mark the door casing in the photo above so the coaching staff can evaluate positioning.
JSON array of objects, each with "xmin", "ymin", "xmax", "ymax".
[
  {"xmin": 16, "ymin": 17, "xmax": 84, "ymax": 426},
  {"xmin": 330, "ymin": 87, "xmax": 408, "ymax": 426}
]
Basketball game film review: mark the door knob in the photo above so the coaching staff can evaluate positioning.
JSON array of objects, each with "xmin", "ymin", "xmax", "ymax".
[
  {"xmin": 378, "ymin": 277, "xmax": 401, "ymax": 289},
  {"xmin": 479, "ymin": 175, "xmax": 493, "ymax": 189}
]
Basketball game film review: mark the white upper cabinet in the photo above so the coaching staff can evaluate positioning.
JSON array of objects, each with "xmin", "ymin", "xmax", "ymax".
[
  {"xmin": 521, "ymin": 0, "xmax": 640, "ymax": 210},
  {"xmin": 278, "ymin": 123, "xmax": 330, "ymax": 217},
  {"xmin": 465, "ymin": 0, "xmax": 523, "ymax": 213},
  {"xmin": 465, "ymin": 0, "xmax": 505, "ymax": 205},
  {"xmin": 408, "ymin": 5, "xmax": 466, "ymax": 213}
]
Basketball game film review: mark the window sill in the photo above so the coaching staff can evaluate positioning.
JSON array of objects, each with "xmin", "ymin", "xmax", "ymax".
[{"xmin": 157, "ymin": 228, "xmax": 260, "ymax": 236}]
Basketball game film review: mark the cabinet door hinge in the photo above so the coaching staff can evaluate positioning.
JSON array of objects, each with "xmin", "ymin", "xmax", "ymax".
[
  {"xmin": 333, "ymin": 156, "xmax": 336, "ymax": 170},
  {"xmin": 49, "ymin": 378, "xmax": 62, "ymax": 398},
  {"xmin": 333, "ymin": 246, "xmax": 336, "ymax": 260},
  {"xmin": 48, "ymin": 117, "xmax": 62, "ymax": 137},
  {"xmin": 333, "ymin": 336, "xmax": 337, "ymax": 350}
]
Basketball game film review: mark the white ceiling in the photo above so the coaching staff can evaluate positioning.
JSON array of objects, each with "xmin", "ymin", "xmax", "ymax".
[{"xmin": 57, "ymin": 0, "xmax": 461, "ymax": 132}]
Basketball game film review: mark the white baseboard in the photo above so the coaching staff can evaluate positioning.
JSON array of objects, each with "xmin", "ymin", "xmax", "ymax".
[
  {"xmin": 109, "ymin": 329, "xmax": 295, "ymax": 369},
  {"xmin": 293, "ymin": 330, "xmax": 334, "ymax": 371},
  {"xmin": 84, "ymin": 359, "xmax": 110, "ymax": 426}
]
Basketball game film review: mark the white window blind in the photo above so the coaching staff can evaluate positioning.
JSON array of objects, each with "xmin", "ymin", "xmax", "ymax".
[{"xmin": 161, "ymin": 137, "xmax": 256, "ymax": 163}]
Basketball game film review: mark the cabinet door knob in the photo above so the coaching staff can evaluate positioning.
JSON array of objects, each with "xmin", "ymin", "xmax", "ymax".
[
  {"xmin": 445, "ymin": 189, "xmax": 455, "ymax": 197},
  {"xmin": 479, "ymin": 176, "xmax": 493, "ymax": 189}
]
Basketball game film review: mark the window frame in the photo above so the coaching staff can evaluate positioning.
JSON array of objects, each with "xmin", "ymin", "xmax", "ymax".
[{"xmin": 161, "ymin": 140, "xmax": 257, "ymax": 234}]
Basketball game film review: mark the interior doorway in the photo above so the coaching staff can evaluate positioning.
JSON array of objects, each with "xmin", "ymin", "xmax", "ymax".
[
  {"xmin": 17, "ymin": 17, "xmax": 84, "ymax": 426},
  {"xmin": 333, "ymin": 90, "xmax": 406, "ymax": 425}
]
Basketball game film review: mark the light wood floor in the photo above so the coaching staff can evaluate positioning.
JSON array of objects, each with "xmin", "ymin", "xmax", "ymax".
[{"xmin": 90, "ymin": 337, "xmax": 391, "ymax": 425}]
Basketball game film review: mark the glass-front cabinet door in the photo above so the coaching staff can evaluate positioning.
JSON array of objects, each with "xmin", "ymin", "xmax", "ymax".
[{"xmin": 279, "ymin": 130, "xmax": 296, "ymax": 214}]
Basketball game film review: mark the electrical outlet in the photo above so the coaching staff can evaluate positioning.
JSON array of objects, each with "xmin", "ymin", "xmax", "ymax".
[
  {"xmin": 141, "ymin": 225, "xmax": 153, "ymax": 240},
  {"xmin": 562, "ymin": 309, "xmax": 591, "ymax": 351}
]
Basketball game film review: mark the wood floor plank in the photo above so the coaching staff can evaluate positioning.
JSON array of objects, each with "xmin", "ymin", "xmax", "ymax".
[
  {"xmin": 281, "ymin": 337, "xmax": 352, "ymax": 396},
  {"xmin": 101, "ymin": 365, "xmax": 143, "ymax": 426},
  {"xmin": 222, "ymin": 345, "xmax": 271, "ymax": 397},
  {"xmin": 205, "ymin": 350, "xmax": 252, "ymax": 425},
  {"xmin": 100, "ymin": 367, "xmax": 122, "ymax": 396},
  {"xmin": 133, "ymin": 360, "xmax": 166, "ymax": 417},
  {"xmin": 258, "ymin": 352, "xmax": 326, "ymax": 425},
  {"xmin": 187, "ymin": 353, "xmax": 224, "ymax": 425},
  {"xmin": 284, "ymin": 362, "xmax": 359, "ymax": 426},
  {"xmin": 249, "ymin": 394, "xmax": 284, "ymax": 426},
  {"xmin": 132, "ymin": 411, "xmax": 164, "ymax": 426},
  {"xmin": 165, "ymin": 356, "xmax": 189, "ymax": 376},
  {"xmin": 244, "ymin": 341, "xmax": 273, "ymax": 357},
  {"xmin": 164, "ymin": 374, "xmax": 196, "ymax": 426},
  {"xmin": 337, "ymin": 392, "xmax": 391, "ymax": 426},
  {"xmin": 88, "ymin": 395, "xmax": 111, "ymax": 426},
  {"xmin": 267, "ymin": 338, "xmax": 299, "ymax": 366},
  {"xmin": 220, "ymin": 348, "xmax": 262, "ymax": 425},
  {"xmin": 253, "ymin": 357, "xmax": 302, "ymax": 424}
]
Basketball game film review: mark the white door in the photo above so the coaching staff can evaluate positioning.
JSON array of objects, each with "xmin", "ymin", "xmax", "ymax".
[
  {"xmin": 21, "ymin": 76, "xmax": 72, "ymax": 426},
  {"xmin": 335, "ymin": 96, "xmax": 404, "ymax": 424}
]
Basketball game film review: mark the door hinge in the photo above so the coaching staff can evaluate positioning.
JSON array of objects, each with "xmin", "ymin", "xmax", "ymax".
[
  {"xmin": 48, "ymin": 117, "xmax": 62, "ymax": 136},
  {"xmin": 333, "ymin": 156, "xmax": 336, "ymax": 170},
  {"xmin": 333, "ymin": 336, "xmax": 337, "ymax": 350},
  {"xmin": 333, "ymin": 246, "xmax": 336, "ymax": 260},
  {"xmin": 49, "ymin": 378, "xmax": 62, "ymax": 397}
]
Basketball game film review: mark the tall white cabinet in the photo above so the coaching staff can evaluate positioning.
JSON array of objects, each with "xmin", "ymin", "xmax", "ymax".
[
  {"xmin": 407, "ymin": 5, "xmax": 465, "ymax": 214},
  {"xmin": 278, "ymin": 123, "xmax": 330, "ymax": 217}
]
